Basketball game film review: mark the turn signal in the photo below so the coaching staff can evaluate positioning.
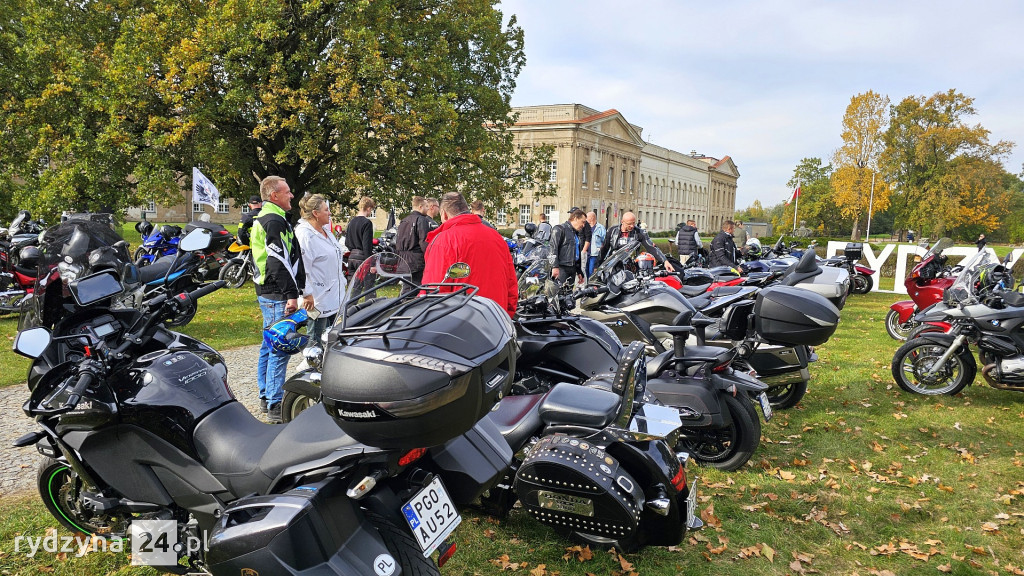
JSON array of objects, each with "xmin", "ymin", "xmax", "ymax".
[{"xmin": 671, "ymin": 465, "xmax": 687, "ymax": 492}]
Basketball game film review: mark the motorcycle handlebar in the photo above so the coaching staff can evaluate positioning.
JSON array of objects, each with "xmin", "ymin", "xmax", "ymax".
[
  {"xmin": 187, "ymin": 280, "xmax": 226, "ymax": 302},
  {"xmin": 64, "ymin": 370, "xmax": 96, "ymax": 408}
]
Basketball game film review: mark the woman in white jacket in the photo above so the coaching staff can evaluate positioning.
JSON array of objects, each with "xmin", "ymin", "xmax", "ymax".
[{"xmin": 296, "ymin": 194, "xmax": 348, "ymax": 345}]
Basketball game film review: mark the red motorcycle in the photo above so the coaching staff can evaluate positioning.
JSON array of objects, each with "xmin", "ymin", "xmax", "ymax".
[{"xmin": 885, "ymin": 238, "xmax": 959, "ymax": 341}]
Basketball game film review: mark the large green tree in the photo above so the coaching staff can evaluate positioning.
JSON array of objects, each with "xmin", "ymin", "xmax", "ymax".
[
  {"xmin": 1, "ymin": 0, "xmax": 553, "ymax": 222},
  {"xmin": 779, "ymin": 157, "xmax": 836, "ymax": 235},
  {"xmin": 880, "ymin": 89, "xmax": 1014, "ymax": 238}
]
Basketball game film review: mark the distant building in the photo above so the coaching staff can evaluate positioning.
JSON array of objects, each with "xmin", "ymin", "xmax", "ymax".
[{"xmin": 125, "ymin": 188, "xmax": 247, "ymax": 225}]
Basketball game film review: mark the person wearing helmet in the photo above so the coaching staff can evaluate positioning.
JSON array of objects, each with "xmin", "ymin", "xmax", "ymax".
[
  {"xmin": 251, "ymin": 176, "xmax": 314, "ymax": 423},
  {"xmin": 745, "ymin": 237, "xmax": 762, "ymax": 259}
]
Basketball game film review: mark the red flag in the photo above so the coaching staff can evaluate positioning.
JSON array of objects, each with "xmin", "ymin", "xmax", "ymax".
[{"xmin": 785, "ymin": 186, "xmax": 801, "ymax": 205}]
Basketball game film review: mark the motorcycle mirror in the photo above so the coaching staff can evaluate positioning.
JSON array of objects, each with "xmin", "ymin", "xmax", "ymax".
[
  {"xmin": 14, "ymin": 327, "xmax": 51, "ymax": 359},
  {"xmin": 445, "ymin": 262, "xmax": 471, "ymax": 280},
  {"xmin": 179, "ymin": 228, "xmax": 212, "ymax": 252}
]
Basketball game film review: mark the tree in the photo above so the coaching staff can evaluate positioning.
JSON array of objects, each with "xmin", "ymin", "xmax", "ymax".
[
  {"xmin": 782, "ymin": 157, "xmax": 837, "ymax": 235},
  {"xmin": 830, "ymin": 91, "xmax": 891, "ymax": 240},
  {"xmin": 1, "ymin": 0, "xmax": 552, "ymax": 222},
  {"xmin": 880, "ymin": 89, "xmax": 1014, "ymax": 238}
]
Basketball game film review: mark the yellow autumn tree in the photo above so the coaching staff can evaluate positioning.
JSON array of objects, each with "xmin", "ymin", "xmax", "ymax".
[{"xmin": 830, "ymin": 91, "xmax": 892, "ymax": 240}]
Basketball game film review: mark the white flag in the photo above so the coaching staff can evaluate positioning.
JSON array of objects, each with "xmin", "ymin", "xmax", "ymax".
[{"xmin": 192, "ymin": 167, "xmax": 220, "ymax": 209}]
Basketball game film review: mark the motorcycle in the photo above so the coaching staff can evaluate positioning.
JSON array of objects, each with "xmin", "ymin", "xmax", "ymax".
[
  {"xmin": 891, "ymin": 247, "xmax": 1024, "ymax": 396},
  {"xmin": 218, "ymin": 239, "xmax": 254, "ymax": 289},
  {"xmin": 885, "ymin": 237, "xmax": 961, "ymax": 341},
  {"xmin": 0, "ymin": 211, "xmax": 47, "ymax": 312},
  {"xmin": 821, "ymin": 242, "xmax": 876, "ymax": 295},
  {"xmin": 14, "ymin": 226, "xmax": 523, "ymax": 575},
  {"xmin": 133, "ymin": 221, "xmax": 182, "ymax": 266}
]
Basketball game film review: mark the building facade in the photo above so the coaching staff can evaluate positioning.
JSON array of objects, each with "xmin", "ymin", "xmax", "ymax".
[{"xmin": 506, "ymin": 104, "xmax": 738, "ymax": 234}]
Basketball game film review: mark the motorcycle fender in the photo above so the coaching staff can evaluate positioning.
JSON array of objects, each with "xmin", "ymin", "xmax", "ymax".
[
  {"xmin": 914, "ymin": 332, "xmax": 968, "ymax": 352},
  {"xmin": 605, "ymin": 439, "xmax": 686, "ymax": 547},
  {"xmin": 890, "ymin": 300, "xmax": 916, "ymax": 324},
  {"xmin": 710, "ymin": 370, "xmax": 768, "ymax": 394},
  {"xmin": 284, "ymin": 369, "xmax": 322, "ymax": 399}
]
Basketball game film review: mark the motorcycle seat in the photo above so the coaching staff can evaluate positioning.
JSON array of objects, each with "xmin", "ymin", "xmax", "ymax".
[
  {"xmin": 686, "ymin": 293, "xmax": 712, "ymax": 310},
  {"xmin": 484, "ymin": 393, "xmax": 548, "ymax": 451},
  {"xmin": 139, "ymin": 257, "xmax": 177, "ymax": 284},
  {"xmin": 13, "ymin": 265, "xmax": 36, "ymax": 277},
  {"xmin": 194, "ymin": 401, "xmax": 361, "ymax": 498},
  {"xmin": 680, "ymin": 284, "xmax": 710, "ymax": 297},
  {"xmin": 681, "ymin": 345, "xmax": 736, "ymax": 364},
  {"xmin": 1002, "ymin": 291, "xmax": 1024, "ymax": 307},
  {"xmin": 538, "ymin": 382, "xmax": 620, "ymax": 429}
]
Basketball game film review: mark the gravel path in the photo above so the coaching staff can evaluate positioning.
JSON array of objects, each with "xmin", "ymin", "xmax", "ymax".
[{"xmin": 0, "ymin": 345, "xmax": 302, "ymax": 498}]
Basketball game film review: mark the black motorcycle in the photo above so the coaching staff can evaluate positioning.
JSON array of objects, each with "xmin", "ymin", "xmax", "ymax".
[
  {"xmin": 14, "ymin": 226, "xmax": 522, "ymax": 575},
  {"xmin": 892, "ymin": 248, "xmax": 1024, "ymax": 396}
]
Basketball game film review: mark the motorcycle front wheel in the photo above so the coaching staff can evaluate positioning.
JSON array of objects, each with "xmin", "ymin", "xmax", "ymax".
[
  {"xmin": 891, "ymin": 339, "xmax": 975, "ymax": 395},
  {"xmin": 851, "ymin": 273, "xmax": 872, "ymax": 295},
  {"xmin": 37, "ymin": 458, "xmax": 133, "ymax": 537},
  {"xmin": 281, "ymin": 388, "xmax": 320, "ymax": 423},
  {"xmin": 677, "ymin": 393, "xmax": 760, "ymax": 472},
  {"xmin": 219, "ymin": 260, "xmax": 249, "ymax": 289},
  {"xmin": 884, "ymin": 309, "xmax": 917, "ymax": 341}
]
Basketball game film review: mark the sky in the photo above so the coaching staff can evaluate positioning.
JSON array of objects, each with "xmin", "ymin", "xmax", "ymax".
[{"xmin": 500, "ymin": 0, "xmax": 1024, "ymax": 210}]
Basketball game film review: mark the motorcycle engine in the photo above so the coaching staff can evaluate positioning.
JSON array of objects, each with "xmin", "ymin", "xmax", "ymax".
[{"xmin": 993, "ymin": 355, "xmax": 1024, "ymax": 384}]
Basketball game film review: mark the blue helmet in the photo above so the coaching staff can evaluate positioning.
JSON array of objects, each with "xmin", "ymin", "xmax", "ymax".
[{"xmin": 263, "ymin": 308, "xmax": 310, "ymax": 355}]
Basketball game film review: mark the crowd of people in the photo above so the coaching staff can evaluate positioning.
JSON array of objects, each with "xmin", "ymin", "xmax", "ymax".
[{"xmin": 243, "ymin": 174, "xmax": 751, "ymax": 422}]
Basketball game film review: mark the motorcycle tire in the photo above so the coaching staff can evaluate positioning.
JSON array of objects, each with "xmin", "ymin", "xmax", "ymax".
[
  {"xmin": 891, "ymin": 338, "xmax": 975, "ymax": 396},
  {"xmin": 677, "ymin": 392, "xmax": 760, "ymax": 472},
  {"xmin": 851, "ymin": 273, "xmax": 872, "ymax": 295},
  {"xmin": 764, "ymin": 380, "xmax": 808, "ymax": 410},
  {"xmin": 364, "ymin": 510, "xmax": 441, "ymax": 576},
  {"xmin": 885, "ymin": 309, "xmax": 917, "ymax": 341},
  {"xmin": 37, "ymin": 457, "xmax": 132, "ymax": 537},
  {"xmin": 281, "ymin": 387, "xmax": 320, "ymax": 423},
  {"xmin": 132, "ymin": 246, "xmax": 147, "ymax": 262},
  {"xmin": 219, "ymin": 260, "xmax": 249, "ymax": 289}
]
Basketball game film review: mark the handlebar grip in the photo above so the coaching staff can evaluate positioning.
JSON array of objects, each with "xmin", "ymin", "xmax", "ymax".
[
  {"xmin": 64, "ymin": 371, "xmax": 96, "ymax": 408},
  {"xmin": 187, "ymin": 280, "xmax": 226, "ymax": 301}
]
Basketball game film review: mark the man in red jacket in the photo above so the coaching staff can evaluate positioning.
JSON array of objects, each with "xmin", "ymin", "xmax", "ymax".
[{"xmin": 421, "ymin": 192, "xmax": 518, "ymax": 316}]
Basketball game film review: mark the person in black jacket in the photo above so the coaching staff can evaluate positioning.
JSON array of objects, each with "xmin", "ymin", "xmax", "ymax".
[
  {"xmin": 395, "ymin": 196, "xmax": 433, "ymax": 284},
  {"xmin": 709, "ymin": 220, "xmax": 738, "ymax": 268},
  {"xmin": 551, "ymin": 209, "xmax": 587, "ymax": 284},
  {"xmin": 345, "ymin": 196, "xmax": 376, "ymax": 273},
  {"xmin": 598, "ymin": 212, "xmax": 675, "ymax": 272},
  {"xmin": 675, "ymin": 219, "xmax": 700, "ymax": 265},
  {"xmin": 237, "ymin": 195, "xmax": 262, "ymax": 246}
]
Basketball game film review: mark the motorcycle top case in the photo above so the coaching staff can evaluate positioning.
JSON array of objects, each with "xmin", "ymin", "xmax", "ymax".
[
  {"xmin": 754, "ymin": 285, "xmax": 840, "ymax": 346},
  {"xmin": 185, "ymin": 221, "xmax": 234, "ymax": 252},
  {"xmin": 320, "ymin": 295, "xmax": 517, "ymax": 450},
  {"xmin": 514, "ymin": 434, "xmax": 643, "ymax": 541},
  {"xmin": 844, "ymin": 242, "xmax": 863, "ymax": 262}
]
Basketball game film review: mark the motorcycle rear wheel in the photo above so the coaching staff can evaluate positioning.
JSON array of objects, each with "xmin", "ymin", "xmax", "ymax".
[
  {"xmin": 218, "ymin": 260, "xmax": 249, "ymax": 289},
  {"xmin": 37, "ymin": 458, "xmax": 133, "ymax": 537},
  {"xmin": 364, "ymin": 510, "xmax": 440, "ymax": 576},
  {"xmin": 764, "ymin": 380, "xmax": 807, "ymax": 410},
  {"xmin": 677, "ymin": 393, "xmax": 760, "ymax": 471},
  {"xmin": 281, "ymin": 388, "xmax": 320, "ymax": 423},
  {"xmin": 891, "ymin": 339, "xmax": 975, "ymax": 395},
  {"xmin": 885, "ymin": 309, "xmax": 916, "ymax": 341},
  {"xmin": 851, "ymin": 273, "xmax": 872, "ymax": 295}
]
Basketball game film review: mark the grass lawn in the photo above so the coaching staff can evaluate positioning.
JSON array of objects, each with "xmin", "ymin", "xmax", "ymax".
[{"xmin": 2, "ymin": 292, "xmax": 1023, "ymax": 575}]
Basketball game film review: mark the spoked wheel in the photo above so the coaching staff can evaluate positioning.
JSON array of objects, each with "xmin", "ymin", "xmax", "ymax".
[
  {"xmin": 37, "ymin": 458, "xmax": 133, "ymax": 537},
  {"xmin": 851, "ymin": 273, "xmax": 872, "ymax": 295},
  {"xmin": 219, "ymin": 260, "xmax": 249, "ymax": 289},
  {"xmin": 891, "ymin": 339, "xmax": 975, "ymax": 395},
  {"xmin": 764, "ymin": 380, "xmax": 808, "ymax": 410},
  {"xmin": 885, "ymin": 309, "xmax": 917, "ymax": 341},
  {"xmin": 677, "ymin": 393, "xmax": 761, "ymax": 471}
]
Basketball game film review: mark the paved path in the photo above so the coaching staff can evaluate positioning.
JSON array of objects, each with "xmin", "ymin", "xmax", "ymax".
[{"xmin": 0, "ymin": 345, "xmax": 301, "ymax": 497}]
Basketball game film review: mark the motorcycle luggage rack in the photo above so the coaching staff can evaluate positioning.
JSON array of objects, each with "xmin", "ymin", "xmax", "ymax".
[{"xmin": 337, "ymin": 282, "xmax": 479, "ymax": 345}]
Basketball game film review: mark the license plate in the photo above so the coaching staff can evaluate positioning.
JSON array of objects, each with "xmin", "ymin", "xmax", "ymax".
[
  {"xmin": 401, "ymin": 477, "xmax": 462, "ymax": 557},
  {"xmin": 758, "ymin": 392, "xmax": 773, "ymax": 421},
  {"xmin": 686, "ymin": 476, "xmax": 699, "ymax": 528}
]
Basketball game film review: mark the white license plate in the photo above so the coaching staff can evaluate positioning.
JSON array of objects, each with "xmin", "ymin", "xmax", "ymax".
[
  {"xmin": 401, "ymin": 477, "xmax": 462, "ymax": 557},
  {"xmin": 686, "ymin": 476, "xmax": 699, "ymax": 528},
  {"xmin": 758, "ymin": 392, "xmax": 773, "ymax": 421}
]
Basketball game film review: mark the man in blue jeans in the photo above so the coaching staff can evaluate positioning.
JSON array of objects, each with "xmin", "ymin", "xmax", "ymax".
[{"xmin": 251, "ymin": 176, "xmax": 315, "ymax": 423}]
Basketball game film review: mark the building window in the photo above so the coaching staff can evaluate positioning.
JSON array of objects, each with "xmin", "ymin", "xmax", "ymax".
[
  {"xmin": 621, "ymin": 170, "xmax": 626, "ymax": 192},
  {"xmin": 192, "ymin": 203, "xmax": 203, "ymax": 214},
  {"xmin": 582, "ymin": 162, "xmax": 588, "ymax": 185},
  {"xmin": 630, "ymin": 171, "xmax": 635, "ymax": 193},
  {"xmin": 543, "ymin": 205, "xmax": 555, "ymax": 220},
  {"xmin": 496, "ymin": 209, "xmax": 507, "ymax": 226},
  {"xmin": 519, "ymin": 204, "xmax": 531, "ymax": 226},
  {"xmin": 147, "ymin": 201, "xmax": 156, "ymax": 212},
  {"xmin": 217, "ymin": 199, "xmax": 230, "ymax": 213},
  {"xmin": 594, "ymin": 164, "xmax": 600, "ymax": 189},
  {"xmin": 608, "ymin": 167, "xmax": 614, "ymax": 190},
  {"xmin": 370, "ymin": 207, "xmax": 378, "ymax": 219},
  {"xmin": 548, "ymin": 160, "xmax": 557, "ymax": 182}
]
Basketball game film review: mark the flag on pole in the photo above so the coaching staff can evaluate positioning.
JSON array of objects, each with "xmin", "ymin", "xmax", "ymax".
[
  {"xmin": 785, "ymin": 186, "xmax": 801, "ymax": 205},
  {"xmin": 192, "ymin": 167, "xmax": 220, "ymax": 210}
]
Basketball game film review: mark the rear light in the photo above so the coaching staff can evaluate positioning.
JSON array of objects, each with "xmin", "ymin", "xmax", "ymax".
[
  {"xmin": 711, "ymin": 361, "xmax": 731, "ymax": 373},
  {"xmin": 437, "ymin": 541, "xmax": 457, "ymax": 567},
  {"xmin": 399, "ymin": 447, "xmax": 428, "ymax": 467},
  {"xmin": 670, "ymin": 465, "xmax": 687, "ymax": 491}
]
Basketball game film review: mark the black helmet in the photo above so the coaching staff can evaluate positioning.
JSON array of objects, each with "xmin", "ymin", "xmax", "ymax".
[
  {"xmin": 524, "ymin": 222, "xmax": 537, "ymax": 235},
  {"xmin": 18, "ymin": 246, "xmax": 41, "ymax": 268}
]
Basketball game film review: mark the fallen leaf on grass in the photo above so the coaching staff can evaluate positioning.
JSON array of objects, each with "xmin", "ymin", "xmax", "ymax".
[
  {"xmin": 563, "ymin": 545, "xmax": 594, "ymax": 562},
  {"xmin": 981, "ymin": 522, "xmax": 1000, "ymax": 532}
]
